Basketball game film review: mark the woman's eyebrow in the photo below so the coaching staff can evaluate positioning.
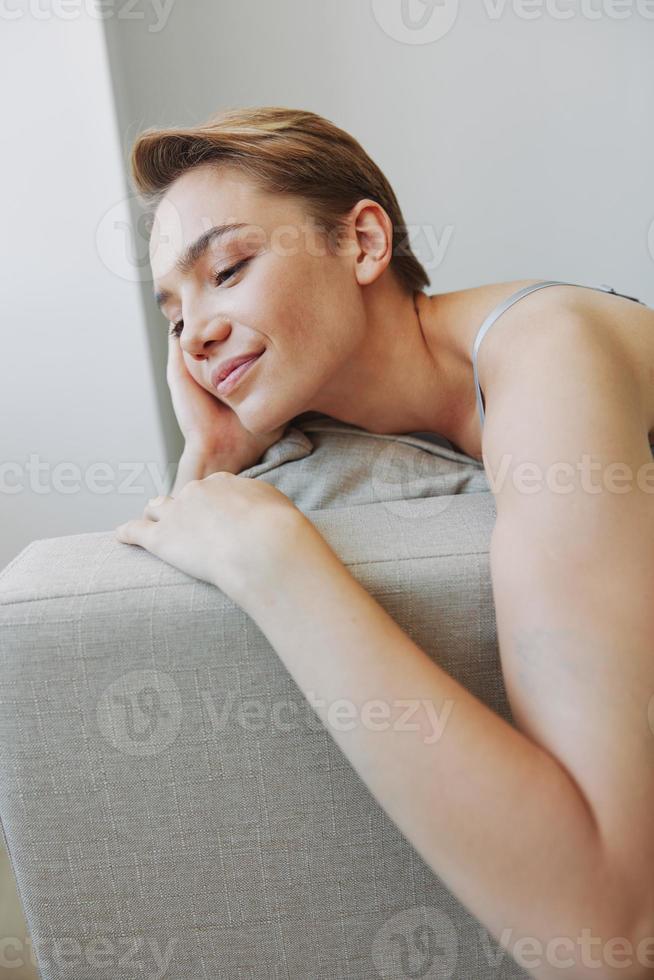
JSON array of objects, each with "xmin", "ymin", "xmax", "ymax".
[{"xmin": 153, "ymin": 222, "xmax": 248, "ymax": 310}]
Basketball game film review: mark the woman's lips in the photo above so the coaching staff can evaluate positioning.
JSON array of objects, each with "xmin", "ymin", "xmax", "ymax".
[{"xmin": 214, "ymin": 353, "xmax": 262, "ymax": 395}]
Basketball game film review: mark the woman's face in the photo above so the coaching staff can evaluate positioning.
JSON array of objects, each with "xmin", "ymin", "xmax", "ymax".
[{"xmin": 150, "ymin": 163, "xmax": 370, "ymax": 435}]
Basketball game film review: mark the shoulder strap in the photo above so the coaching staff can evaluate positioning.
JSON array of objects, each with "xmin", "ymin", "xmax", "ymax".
[{"xmin": 472, "ymin": 280, "xmax": 648, "ymax": 429}]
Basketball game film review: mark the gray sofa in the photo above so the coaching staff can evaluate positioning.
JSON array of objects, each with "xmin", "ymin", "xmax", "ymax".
[{"xmin": 0, "ymin": 415, "xmax": 532, "ymax": 980}]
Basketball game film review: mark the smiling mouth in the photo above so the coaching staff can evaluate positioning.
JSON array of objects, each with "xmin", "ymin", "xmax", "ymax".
[{"xmin": 213, "ymin": 353, "xmax": 263, "ymax": 395}]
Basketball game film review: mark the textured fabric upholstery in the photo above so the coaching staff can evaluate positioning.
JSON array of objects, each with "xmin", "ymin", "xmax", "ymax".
[{"xmin": 0, "ymin": 416, "xmax": 537, "ymax": 979}]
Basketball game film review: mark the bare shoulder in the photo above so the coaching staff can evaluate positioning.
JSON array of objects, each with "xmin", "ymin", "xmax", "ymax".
[
  {"xmin": 456, "ymin": 279, "xmax": 654, "ymax": 447},
  {"xmin": 484, "ymin": 313, "xmax": 649, "ymax": 491},
  {"xmin": 452, "ymin": 277, "xmax": 651, "ymax": 368},
  {"xmin": 426, "ymin": 278, "xmax": 654, "ymax": 459},
  {"xmin": 438, "ymin": 277, "xmax": 575, "ymax": 403}
]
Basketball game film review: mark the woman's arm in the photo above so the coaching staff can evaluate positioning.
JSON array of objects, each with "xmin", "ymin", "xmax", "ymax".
[
  {"xmin": 246, "ymin": 529, "xmax": 645, "ymax": 980},
  {"xmin": 241, "ymin": 313, "xmax": 654, "ymax": 980},
  {"xmin": 122, "ymin": 310, "xmax": 653, "ymax": 979},
  {"xmin": 170, "ymin": 442, "xmax": 244, "ymax": 495}
]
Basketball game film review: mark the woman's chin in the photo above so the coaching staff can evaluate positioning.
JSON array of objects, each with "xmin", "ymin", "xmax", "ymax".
[
  {"xmin": 237, "ymin": 401, "xmax": 297, "ymax": 438},
  {"xmin": 232, "ymin": 403, "xmax": 274, "ymax": 435}
]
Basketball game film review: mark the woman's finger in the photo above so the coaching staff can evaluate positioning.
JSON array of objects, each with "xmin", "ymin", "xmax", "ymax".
[
  {"xmin": 166, "ymin": 331, "xmax": 188, "ymax": 379},
  {"xmin": 115, "ymin": 517, "xmax": 158, "ymax": 548},
  {"xmin": 141, "ymin": 494, "xmax": 173, "ymax": 521}
]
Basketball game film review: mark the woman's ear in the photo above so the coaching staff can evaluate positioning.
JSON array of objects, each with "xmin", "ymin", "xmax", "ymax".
[{"xmin": 349, "ymin": 199, "xmax": 394, "ymax": 287}]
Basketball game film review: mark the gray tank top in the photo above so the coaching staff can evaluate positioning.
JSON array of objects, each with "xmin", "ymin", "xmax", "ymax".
[{"xmin": 472, "ymin": 280, "xmax": 648, "ymax": 430}]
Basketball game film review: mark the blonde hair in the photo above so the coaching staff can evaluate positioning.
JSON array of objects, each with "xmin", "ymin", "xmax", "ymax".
[{"xmin": 129, "ymin": 105, "xmax": 430, "ymax": 296}]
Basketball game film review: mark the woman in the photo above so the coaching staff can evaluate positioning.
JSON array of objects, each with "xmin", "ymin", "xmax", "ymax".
[{"xmin": 117, "ymin": 106, "xmax": 654, "ymax": 979}]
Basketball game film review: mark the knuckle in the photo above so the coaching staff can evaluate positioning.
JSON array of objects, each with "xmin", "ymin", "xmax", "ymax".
[{"xmin": 179, "ymin": 478, "xmax": 200, "ymax": 495}]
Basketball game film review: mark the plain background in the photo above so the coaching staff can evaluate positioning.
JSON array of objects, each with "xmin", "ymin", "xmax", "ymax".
[
  {"xmin": 1, "ymin": 5, "xmax": 653, "ymax": 580},
  {"xmin": 0, "ymin": 5, "xmax": 653, "ymax": 977}
]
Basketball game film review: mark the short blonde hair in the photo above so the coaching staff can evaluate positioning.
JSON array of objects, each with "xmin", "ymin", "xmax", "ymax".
[{"xmin": 129, "ymin": 105, "xmax": 430, "ymax": 296}]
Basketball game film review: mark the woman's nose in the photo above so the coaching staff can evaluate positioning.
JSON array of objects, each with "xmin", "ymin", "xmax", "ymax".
[
  {"xmin": 181, "ymin": 335, "xmax": 215, "ymax": 360},
  {"xmin": 180, "ymin": 315, "xmax": 232, "ymax": 359}
]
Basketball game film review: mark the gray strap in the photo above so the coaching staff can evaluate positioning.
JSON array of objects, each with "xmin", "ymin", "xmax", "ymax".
[{"xmin": 472, "ymin": 280, "xmax": 647, "ymax": 428}]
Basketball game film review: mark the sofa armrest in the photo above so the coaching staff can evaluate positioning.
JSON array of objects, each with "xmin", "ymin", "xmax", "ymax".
[
  {"xmin": 1, "ymin": 421, "xmax": 531, "ymax": 979},
  {"xmin": 0, "ymin": 487, "xmax": 532, "ymax": 980}
]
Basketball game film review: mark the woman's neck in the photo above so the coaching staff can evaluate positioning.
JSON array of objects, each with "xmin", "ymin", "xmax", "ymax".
[{"xmin": 302, "ymin": 288, "xmax": 475, "ymax": 446}]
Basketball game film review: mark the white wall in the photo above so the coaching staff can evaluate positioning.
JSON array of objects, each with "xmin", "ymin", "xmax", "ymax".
[
  {"xmin": 101, "ymin": 0, "xmax": 654, "ymax": 304},
  {"xmin": 0, "ymin": 9, "xmax": 173, "ymax": 572},
  {"xmin": 3, "ymin": 1, "xmax": 653, "ymax": 572}
]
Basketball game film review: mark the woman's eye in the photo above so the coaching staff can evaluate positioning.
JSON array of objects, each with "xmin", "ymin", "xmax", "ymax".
[
  {"xmin": 167, "ymin": 258, "xmax": 250, "ymax": 337},
  {"xmin": 211, "ymin": 257, "xmax": 249, "ymax": 287}
]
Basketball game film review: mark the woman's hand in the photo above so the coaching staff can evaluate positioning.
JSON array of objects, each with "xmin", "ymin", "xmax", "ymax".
[
  {"xmin": 114, "ymin": 471, "xmax": 314, "ymax": 610},
  {"xmin": 167, "ymin": 333, "xmax": 287, "ymax": 473}
]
